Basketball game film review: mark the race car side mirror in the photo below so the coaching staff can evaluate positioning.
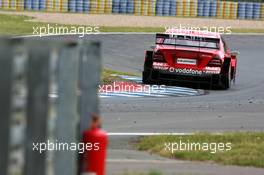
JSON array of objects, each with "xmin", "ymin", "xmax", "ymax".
[{"xmin": 231, "ymin": 50, "xmax": 240, "ymax": 57}]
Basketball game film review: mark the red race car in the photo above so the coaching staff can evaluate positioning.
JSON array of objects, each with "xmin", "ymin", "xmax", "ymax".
[{"xmin": 143, "ymin": 29, "xmax": 238, "ymax": 89}]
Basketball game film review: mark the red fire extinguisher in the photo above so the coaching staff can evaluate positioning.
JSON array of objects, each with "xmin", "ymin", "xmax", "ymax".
[{"xmin": 81, "ymin": 114, "xmax": 108, "ymax": 175}]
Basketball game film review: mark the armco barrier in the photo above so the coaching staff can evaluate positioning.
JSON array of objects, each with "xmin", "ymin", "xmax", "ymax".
[{"xmin": 1, "ymin": 0, "xmax": 264, "ymax": 20}]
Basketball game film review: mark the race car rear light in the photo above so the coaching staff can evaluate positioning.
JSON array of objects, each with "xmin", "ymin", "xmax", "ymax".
[
  {"xmin": 153, "ymin": 51, "xmax": 165, "ymax": 62},
  {"xmin": 207, "ymin": 58, "xmax": 222, "ymax": 67}
]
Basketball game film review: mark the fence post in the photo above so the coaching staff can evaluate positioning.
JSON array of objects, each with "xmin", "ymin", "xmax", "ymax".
[
  {"xmin": 0, "ymin": 39, "xmax": 14, "ymax": 175},
  {"xmin": 24, "ymin": 41, "xmax": 50, "ymax": 175},
  {"xmin": 79, "ymin": 42, "xmax": 101, "ymax": 133},
  {"xmin": 54, "ymin": 42, "xmax": 80, "ymax": 175}
]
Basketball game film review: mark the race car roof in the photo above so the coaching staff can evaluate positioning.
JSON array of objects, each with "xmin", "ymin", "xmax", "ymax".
[{"xmin": 165, "ymin": 29, "xmax": 221, "ymax": 39}]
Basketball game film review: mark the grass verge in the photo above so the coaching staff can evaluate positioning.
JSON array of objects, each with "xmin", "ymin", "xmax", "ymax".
[
  {"xmin": 123, "ymin": 171, "xmax": 162, "ymax": 175},
  {"xmin": 102, "ymin": 69, "xmax": 135, "ymax": 84},
  {"xmin": 0, "ymin": 13, "xmax": 163, "ymax": 35},
  {"xmin": 1, "ymin": 14, "xmax": 264, "ymax": 35},
  {"xmin": 0, "ymin": 14, "xmax": 135, "ymax": 84},
  {"xmin": 137, "ymin": 132, "xmax": 264, "ymax": 168}
]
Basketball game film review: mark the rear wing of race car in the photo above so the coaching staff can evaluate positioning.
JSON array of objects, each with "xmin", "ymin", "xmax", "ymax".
[
  {"xmin": 155, "ymin": 33, "xmax": 220, "ymax": 45},
  {"xmin": 156, "ymin": 33, "xmax": 170, "ymax": 44}
]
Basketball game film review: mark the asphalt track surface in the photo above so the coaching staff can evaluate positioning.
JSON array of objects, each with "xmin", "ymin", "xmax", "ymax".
[{"xmin": 81, "ymin": 34, "xmax": 264, "ymax": 133}]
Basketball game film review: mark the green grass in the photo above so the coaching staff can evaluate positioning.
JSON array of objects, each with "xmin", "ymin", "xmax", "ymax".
[
  {"xmin": 102, "ymin": 69, "xmax": 135, "ymax": 84},
  {"xmin": 1, "ymin": 14, "xmax": 264, "ymax": 35},
  {"xmin": 100, "ymin": 26, "xmax": 164, "ymax": 33},
  {"xmin": 231, "ymin": 28, "xmax": 264, "ymax": 34},
  {"xmin": 137, "ymin": 132, "xmax": 264, "ymax": 168},
  {"xmin": 123, "ymin": 171, "xmax": 162, "ymax": 175},
  {"xmin": 122, "ymin": 171, "xmax": 199, "ymax": 175},
  {"xmin": 0, "ymin": 14, "xmax": 35, "ymax": 35},
  {"xmin": 0, "ymin": 13, "xmax": 163, "ymax": 35}
]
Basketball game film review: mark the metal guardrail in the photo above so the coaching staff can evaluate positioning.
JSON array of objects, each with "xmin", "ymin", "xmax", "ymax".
[
  {"xmin": 0, "ymin": 0, "xmax": 264, "ymax": 20},
  {"xmin": 0, "ymin": 38, "xmax": 101, "ymax": 175}
]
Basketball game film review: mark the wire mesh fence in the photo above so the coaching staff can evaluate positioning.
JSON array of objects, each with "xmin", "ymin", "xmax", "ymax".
[{"xmin": 0, "ymin": 0, "xmax": 263, "ymax": 20}]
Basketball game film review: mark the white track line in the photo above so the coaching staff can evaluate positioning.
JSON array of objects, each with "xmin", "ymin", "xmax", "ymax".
[
  {"xmin": 107, "ymin": 132, "xmax": 195, "ymax": 136},
  {"xmin": 107, "ymin": 132, "xmax": 226, "ymax": 136},
  {"xmin": 107, "ymin": 159, "xmax": 183, "ymax": 164}
]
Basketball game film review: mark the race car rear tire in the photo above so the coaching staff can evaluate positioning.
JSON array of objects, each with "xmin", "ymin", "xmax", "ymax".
[
  {"xmin": 142, "ymin": 70, "xmax": 155, "ymax": 84},
  {"xmin": 221, "ymin": 64, "xmax": 232, "ymax": 90}
]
